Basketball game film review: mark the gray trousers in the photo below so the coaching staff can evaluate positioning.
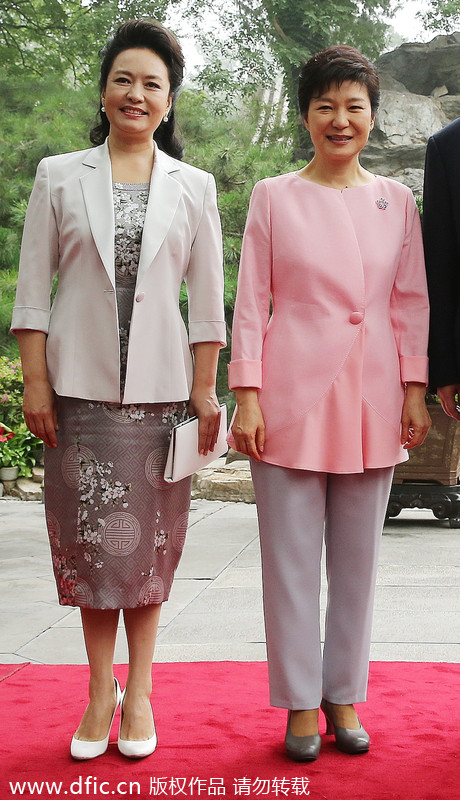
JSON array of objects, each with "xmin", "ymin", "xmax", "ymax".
[{"xmin": 251, "ymin": 460, "xmax": 394, "ymax": 710}]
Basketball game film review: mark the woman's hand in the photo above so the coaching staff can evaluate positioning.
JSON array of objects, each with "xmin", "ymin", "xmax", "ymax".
[
  {"xmin": 188, "ymin": 389, "xmax": 221, "ymax": 456},
  {"xmin": 22, "ymin": 378, "xmax": 59, "ymax": 448},
  {"xmin": 15, "ymin": 330, "xmax": 59, "ymax": 448},
  {"xmin": 189, "ymin": 341, "xmax": 222, "ymax": 455},
  {"xmin": 231, "ymin": 388, "xmax": 265, "ymax": 461},
  {"xmin": 436, "ymin": 384, "xmax": 460, "ymax": 421},
  {"xmin": 401, "ymin": 383, "xmax": 431, "ymax": 449}
]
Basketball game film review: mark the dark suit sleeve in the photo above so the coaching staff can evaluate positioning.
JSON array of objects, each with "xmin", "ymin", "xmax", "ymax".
[{"xmin": 422, "ymin": 134, "xmax": 460, "ymax": 388}]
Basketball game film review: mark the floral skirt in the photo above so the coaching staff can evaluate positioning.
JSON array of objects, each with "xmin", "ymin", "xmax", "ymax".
[{"xmin": 44, "ymin": 397, "xmax": 191, "ymax": 610}]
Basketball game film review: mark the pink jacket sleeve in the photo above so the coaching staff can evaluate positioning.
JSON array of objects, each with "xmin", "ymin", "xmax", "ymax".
[
  {"xmin": 390, "ymin": 191, "xmax": 429, "ymax": 385},
  {"xmin": 228, "ymin": 181, "xmax": 272, "ymax": 389}
]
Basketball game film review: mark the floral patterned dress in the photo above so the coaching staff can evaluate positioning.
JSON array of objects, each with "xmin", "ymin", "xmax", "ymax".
[{"xmin": 44, "ymin": 183, "xmax": 191, "ymax": 609}]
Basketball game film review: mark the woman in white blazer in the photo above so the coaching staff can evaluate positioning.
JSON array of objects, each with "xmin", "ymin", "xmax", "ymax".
[{"xmin": 12, "ymin": 20, "xmax": 225, "ymax": 760}]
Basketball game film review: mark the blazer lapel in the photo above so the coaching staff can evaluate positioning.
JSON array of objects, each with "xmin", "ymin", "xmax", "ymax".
[
  {"xmin": 80, "ymin": 141, "xmax": 116, "ymax": 288},
  {"xmin": 78, "ymin": 141, "xmax": 182, "ymax": 289},
  {"xmin": 136, "ymin": 145, "xmax": 183, "ymax": 286}
]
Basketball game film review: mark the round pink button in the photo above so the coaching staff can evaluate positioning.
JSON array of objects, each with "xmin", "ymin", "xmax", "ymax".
[
  {"xmin": 135, "ymin": 293, "xmax": 145, "ymax": 303},
  {"xmin": 349, "ymin": 311, "xmax": 363, "ymax": 325}
]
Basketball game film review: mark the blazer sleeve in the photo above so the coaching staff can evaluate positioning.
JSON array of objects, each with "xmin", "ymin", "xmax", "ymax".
[
  {"xmin": 228, "ymin": 180, "xmax": 272, "ymax": 389},
  {"xmin": 390, "ymin": 188, "xmax": 429, "ymax": 385},
  {"xmin": 11, "ymin": 158, "xmax": 59, "ymax": 333},
  {"xmin": 422, "ymin": 135, "xmax": 460, "ymax": 388},
  {"xmin": 185, "ymin": 173, "xmax": 226, "ymax": 347}
]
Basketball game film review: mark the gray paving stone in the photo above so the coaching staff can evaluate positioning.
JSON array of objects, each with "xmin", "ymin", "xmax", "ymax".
[
  {"xmin": 231, "ymin": 542, "xmax": 262, "ymax": 569},
  {"xmin": 53, "ymin": 610, "xmax": 131, "ymax": 629},
  {"xmin": 201, "ymin": 500, "xmax": 258, "ymax": 520},
  {"xmin": 379, "ymin": 539, "xmax": 458, "ymax": 566},
  {"xmin": 0, "ymin": 499, "xmax": 459, "ymax": 666},
  {"xmin": 175, "ymin": 534, "xmax": 257, "ymax": 579},
  {"xmin": 16, "ymin": 626, "xmax": 129, "ymax": 664},
  {"xmin": 157, "ymin": 612, "xmax": 265, "ymax": 645},
  {"xmin": 373, "ymin": 585, "xmax": 458, "ymax": 612},
  {"xmin": 52, "ymin": 608, "xmax": 84, "ymax": 628},
  {"xmin": 212, "ymin": 567, "xmax": 265, "ymax": 588},
  {"xmin": 188, "ymin": 506, "xmax": 258, "ymax": 543},
  {"xmin": 188, "ymin": 499, "xmax": 226, "ymax": 525},
  {"xmin": 0, "ymin": 653, "xmax": 30, "ymax": 664},
  {"xmin": 159, "ymin": 579, "xmax": 212, "ymax": 626},
  {"xmin": 0, "ymin": 604, "xmax": 73, "ymax": 651},
  {"xmin": 376, "ymin": 564, "xmax": 460, "ymax": 586},
  {"xmin": 185, "ymin": 586, "xmax": 263, "ymax": 615},
  {"xmin": 0, "ymin": 577, "xmax": 58, "ymax": 606},
  {"xmin": 371, "ymin": 610, "xmax": 460, "ymax": 644},
  {"xmin": 1, "ymin": 556, "xmax": 53, "ymax": 579},
  {"xmin": 154, "ymin": 643, "xmax": 267, "ymax": 662},
  {"xmin": 370, "ymin": 642, "xmax": 460, "ymax": 661}
]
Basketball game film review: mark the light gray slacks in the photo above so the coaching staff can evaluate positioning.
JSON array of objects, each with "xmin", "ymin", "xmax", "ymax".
[{"xmin": 251, "ymin": 460, "xmax": 394, "ymax": 710}]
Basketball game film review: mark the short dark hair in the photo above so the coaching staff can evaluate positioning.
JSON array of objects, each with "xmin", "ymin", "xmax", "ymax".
[
  {"xmin": 298, "ymin": 45, "xmax": 380, "ymax": 117},
  {"xmin": 90, "ymin": 18, "xmax": 185, "ymax": 159}
]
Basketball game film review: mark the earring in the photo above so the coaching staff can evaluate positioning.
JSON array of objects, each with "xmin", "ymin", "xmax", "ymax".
[
  {"xmin": 101, "ymin": 105, "xmax": 105, "ymax": 113},
  {"xmin": 163, "ymin": 114, "xmax": 169, "ymax": 122}
]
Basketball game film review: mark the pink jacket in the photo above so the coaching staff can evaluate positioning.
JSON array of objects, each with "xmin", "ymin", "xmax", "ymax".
[
  {"xmin": 12, "ymin": 141, "xmax": 226, "ymax": 404},
  {"xmin": 228, "ymin": 173, "xmax": 429, "ymax": 473}
]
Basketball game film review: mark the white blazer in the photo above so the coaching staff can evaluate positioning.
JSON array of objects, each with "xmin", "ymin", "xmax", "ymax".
[{"xmin": 12, "ymin": 140, "xmax": 226, "ymax": 404}]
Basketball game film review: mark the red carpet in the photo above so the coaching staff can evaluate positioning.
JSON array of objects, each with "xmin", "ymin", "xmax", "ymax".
[{"xmin": 0, "ymin": 661, "xmax": 458, "ymax": 799}]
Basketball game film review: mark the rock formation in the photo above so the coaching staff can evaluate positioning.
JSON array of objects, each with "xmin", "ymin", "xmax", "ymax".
[
  {"xmin": 377, "ymin": 33, "xmax": 460, "ymax": 96},
  {"xmin": 359, "ymin": 34, "xmax": 460, "ymax": 193}
]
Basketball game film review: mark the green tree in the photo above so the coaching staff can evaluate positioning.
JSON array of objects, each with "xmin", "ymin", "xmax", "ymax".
[
  {"xmin": 0, "ymin": 1, "xmax": 171, "ymax": 82},
  {"xmin": 419, "ymin": 0, "xmax": 460, "ymax": 32},
  {"xmin": 173, "ymin": 0, "xmax": 398, "ymax": 127}
]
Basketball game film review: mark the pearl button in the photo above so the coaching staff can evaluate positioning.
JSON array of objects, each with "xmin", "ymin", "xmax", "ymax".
[
  {"xmin": 350, "ymin": 311, "xmax": 363, "ymax": 325},
  {"xmin": 135, "ymin": 293, "xmax": 145, "ymax": 303}
]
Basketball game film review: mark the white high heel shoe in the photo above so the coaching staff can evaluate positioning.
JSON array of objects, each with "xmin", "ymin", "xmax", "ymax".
[
  {"xmin": 71, "ymin": 677, "xmax": 122, "ymax": 760},
  {"xmin": 117, "ymin": 689, "xmax": 157, "ymax": 758}
]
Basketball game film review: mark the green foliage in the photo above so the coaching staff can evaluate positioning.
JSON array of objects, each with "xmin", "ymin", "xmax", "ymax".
[
  {"xmin": 174, "ymin": 0, "xmax": 398, "ymax": 127},
  {"xmin": 0, "ymin": 357, "xmax": 25, "ymax": 429},
  {"xmin": 0, "ymin": 76, "xmax": 96, "ymax": 233},
  {"xmin": 0, "ymin": 270, "xmax": 20, "ymax": 358},
  {"xmin": 419, "ymin": 1, "xmax": 460, "ymax": 33},
  {"xmin": 0, "ymin": 228, "xmax": 20, "ymax": 271},
  {"xmin": 0, "ymin": 357, "xmax": 42, "ymax": 475},
  {"xmin": 0, "ymin": 428, "xmax": 41, "ymax": 476},
  {"xmin": 0, "ymin": 1, "xmax": 171, "ymax": 83}
]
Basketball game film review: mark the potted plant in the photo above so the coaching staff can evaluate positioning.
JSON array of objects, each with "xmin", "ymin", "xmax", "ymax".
[
  {"xmin": 0, "ymin": 357, "xmax": 43, "ymax": 481},
  {"xmin": 0, "ymin": 423, "xmax": 19, "ymax": 480},
  {"xmin": 0, "ymin": 423, "xmax": 41, "ymax": 480}
]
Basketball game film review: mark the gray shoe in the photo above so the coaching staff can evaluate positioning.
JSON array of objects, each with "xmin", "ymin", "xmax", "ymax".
[
  {"xmin": 321, "ymin": 699, "xmax": 370, "ymax": 754},
  {"xmin": 285, "ymin": 710, "xmax": 321, "ymax": 762}
]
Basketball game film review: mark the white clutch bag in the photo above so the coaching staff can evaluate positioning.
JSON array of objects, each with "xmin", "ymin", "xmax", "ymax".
[{"xmin": 164, "ymin": 404, "xmax": 228, "ymax": 483}]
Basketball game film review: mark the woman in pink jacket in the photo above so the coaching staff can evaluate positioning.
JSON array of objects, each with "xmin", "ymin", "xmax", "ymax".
[{"xmin": 229, "ymin": 46, "xmax": 430, "ymax": 761}]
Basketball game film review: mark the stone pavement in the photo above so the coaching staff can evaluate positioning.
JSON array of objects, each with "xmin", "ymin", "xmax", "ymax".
[{"xmin": 0, "ymin": 496, "xmax": 459, "ymax": 665}]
